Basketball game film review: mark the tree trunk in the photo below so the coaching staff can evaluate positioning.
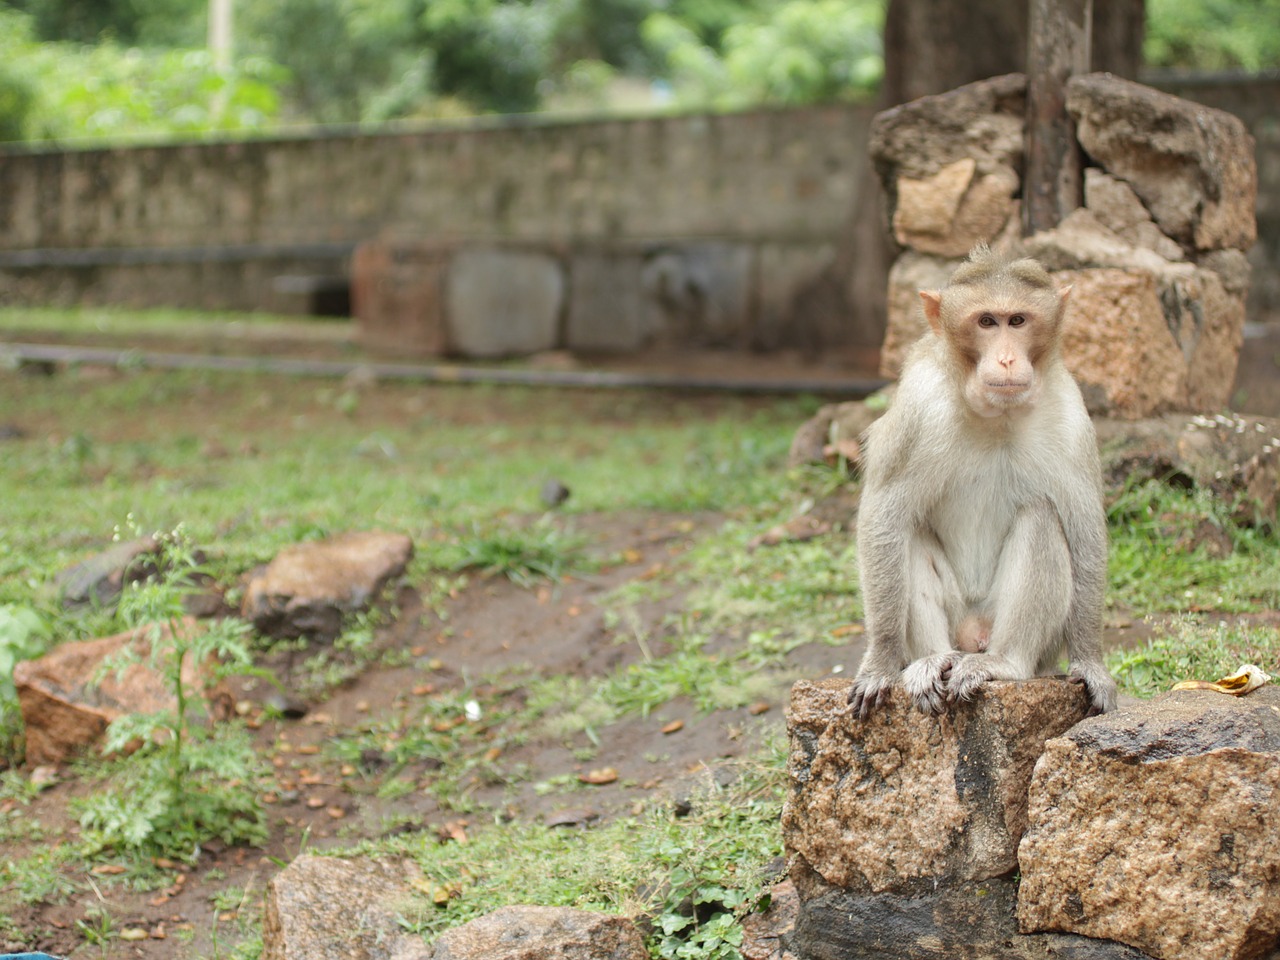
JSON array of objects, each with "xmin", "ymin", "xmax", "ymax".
[{"xmin": 1023, "ymin": 0, "xmax": 1092, "ymax": 235}]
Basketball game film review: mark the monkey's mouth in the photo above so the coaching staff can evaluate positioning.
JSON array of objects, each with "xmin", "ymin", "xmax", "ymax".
[{"xmin": 984, "ymin": 380, "xmax": 1031, "ymax": 396}]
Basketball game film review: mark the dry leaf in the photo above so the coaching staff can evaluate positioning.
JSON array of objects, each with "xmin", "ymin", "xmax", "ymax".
[
  {"xmin": 119, "ymin": 928, "xmax": 148, "ymax": 942},
  {"xmin": 305, "ymin": 796, "xmax": 326, "ymax": 809},
  {"xmin": 91, "ymin": 864, "xmax": 126, "ymax": 875},
  {"xmin": 622, "ymin": 548, "xmax": 644, "ymax": 564},
  {"xmin": 437, "ymin": 819, "xmax": 469, "ymax": 844},
  {"xmin": 296, "ymin": 744, "xmax": 320, "ymax": 755},
  {"xmin": 830, "ymin": 623, "xmax": 865, "ymax": 638},
  {"xmin": 326, "ymin": 806, "xmax": 346, "ymax": 819},
  {"xmin": 748, "ymin": 702, "xmax": 771, "ymax": 716},
  {"xmin": 579, "ymin": 767, "xmax": 619, "ymax": 785},
  {"xmin": 661, "ymin": 719, "xmax": 684, "ymax": 734}
]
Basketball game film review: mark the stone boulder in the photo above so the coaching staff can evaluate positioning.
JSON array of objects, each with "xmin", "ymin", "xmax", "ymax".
[
  {"xmin": 53, "ymin": 536, "xmax": 161, "ymax": 609},
  {"xmin": 785, "ymin": 389, "xmax": 893, "ymax": 468},
  {"xmin": 1066, "ymin": 73, "xmax": 1258, "ymax": 252},
  {"xmin": 14, "ymin": 621, "xmax": 230, "ymax": 766},
  {"xmin": 740, "ymin": 880, "xmax": 799, "ymax": 960},
  {"xmin": 263, "ymin": 855, "xmax": 424, "ymax": 960},
  {"xmin": 242, "ymin": 531, "xmax": 413, "ymax": 641},
  {"xmin": 782, "ymin": 678, "xmax": 1145, "ymax": 960},
  {"xmin": 352, "ymin": 235, "xmax": 452, "ymax": 358},
  {"xmin": 1095, "ymin": 412, "xmax": 1280, "ymax": 526},
  {"xmin": 1017, "ymin": 686, "xmax": 1280, "ymax": 960},
  {"xmin": 430, "ymin": 905, "xmax": 647, "ymax": 960},
  {"xmin": 783, "ymin": 678, "xmax": 1092, "ymax": 895}
]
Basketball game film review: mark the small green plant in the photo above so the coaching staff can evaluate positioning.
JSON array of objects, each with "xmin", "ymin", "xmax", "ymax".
[
  {"xmin": 0, "ymin": 603, "xmax": 49, "ymax": 762},
  {"xmin": 74, "ymin": 524, "xmax": 268, "ymax": 860},
  {"xmin": 449, "ymin": 517, "xmax": 587, "ymax": 587},
  {"xmin": 1107, "ymin": 617, "xmax": 1280, "ymax": 699}
]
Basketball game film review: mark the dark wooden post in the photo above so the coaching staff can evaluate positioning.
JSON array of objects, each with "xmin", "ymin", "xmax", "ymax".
[{"xmin": 1022, "ymin": 0, "xmax": 1092, "ymax": 236}]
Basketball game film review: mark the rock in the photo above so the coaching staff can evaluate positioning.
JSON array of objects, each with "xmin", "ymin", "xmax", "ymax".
[
  {"xmin": 1095, "ymin": 412, "xmax": 1280, "ymax": 527},
  {"xmin": 1021, "ymin": 208, "xmax": 1195, "ymax": 278},
  {"xmin": 1067, "ymin": 73, "xmax": 1257, "ymax": 252},
  {"xmin": 1058, "ymin": 268, "xmax": 1188, "ymax": 419},
  {"xmin": 263, "ymin": 855, "xmax": 424, "ymax": 960},
  {"xmin": 540, "ymin": 480, "xmax": 571, "ymax": 508},
  {"xmin": 242, "ymin": 532, "xmax": 413, "ymax": 641},
  {"xmin": 447, "ymin": 250, "xmax": 564, "ymax": 358},
  {"xmin": 1016, "ymin": 686, "xmax": 1280, "ymax": 960},
  {"xmin": 741, "ymin": 880, "xmax": 800, "ymax": 960},
  {"xmin": 879, "ymin": 251, "xmax": 963, "ymax": 378},
  {"xmin": 894, "ymin": 162, "xmax": 1019, "ymax": 259},
  {"xmin": 1083, "ymin": 169, "xmax": 1186, "ymax": 263},
  {"xmin": 870, "ymin": 73, "xmax": 1027, "ymax": 184},
  {"xmin": 14, "ymin": 621, "xmax": 230, "ymax": 766},
  {"xmin": 782, "ymin": 677, "xmax": 1091, "ymax": 895},
  {"xmin": 430, "ymin": 905, "xmax": 647, "ymax": 960},
  {"xmin": 54, "ymin": 536, "xmax": 161, "ymax": 609},
  {"xmin": 786, "ymin": 393, "xmax": 892, "ymax": 467}
]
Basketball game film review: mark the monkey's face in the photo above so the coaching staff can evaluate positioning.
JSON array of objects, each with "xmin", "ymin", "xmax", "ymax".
[{"xmin": 921, "ymin": 283, "xmax": 1064, "ymax": 419}]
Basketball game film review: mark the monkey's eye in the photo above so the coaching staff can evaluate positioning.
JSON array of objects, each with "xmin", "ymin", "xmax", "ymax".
[
  {"xmin": 979, "ymin": 314, "xmax": 998, "ymax": 328},
  {"xmin": 1009, "ymin": 314, "xmax": 1027, "ymax": 327}
]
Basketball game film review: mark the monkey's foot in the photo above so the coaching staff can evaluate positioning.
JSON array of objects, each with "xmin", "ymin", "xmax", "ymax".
[
  {"xmin": 1069, "ymin": 661, "xmax": 1119, "ymax": 715},
  {"xmin": 902, "ymin": 652, "xmax": 963, "ymax": 713},
  {"xmin": 848, "ymin": 673, "xmax": 896, "ymax": 719},
  {"xmin": 944, "ymin": 654, "xmax": 997, "ymax": 703}
]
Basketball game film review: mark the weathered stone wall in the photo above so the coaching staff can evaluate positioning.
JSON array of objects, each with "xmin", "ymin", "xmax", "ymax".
[{"xmin": 0, "ymin": 108, "xmax": 870, "ymax": 349}]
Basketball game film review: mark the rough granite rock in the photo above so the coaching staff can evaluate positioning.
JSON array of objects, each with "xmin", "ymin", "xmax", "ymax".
[
  {"xmin": 1066, "ymin": 73, "xmax": 1257, "ymax": 252},
  {"xmin": 263, "ymin": 855, "xmax": 425, "ymax": 960},
  {"xmin": 894, "ymin": 163, "xmax": 1019, "ymax": 259},
  {"xmin": 870, "ymin": 73, "xmax": 1027, "ymax": 185},
  {"xmin": 242, "ymin": 531, "xmax": 413, "ymax": 641},
  {"xmin": 1058, "ymin": 268, "xmax": 1188, "ymax": 419},
  {"xmin": 1082, "ymin": 170, "xmax": 1185, "ymax": 263},
  {"xmin": 430, "ymin": 905, "xmax": 647, "ymax": 960},
  {"xmin": 741, "ymin": 880, "xmax": 800, "ymax": 960},
  {"xmin": 782, "ymin": 677, "xmax": 1091, "ymax": 895},
  {"xmin": 14, "ymin": 621, "xmax": 229, "ymax": 765},
  {"xmin": 53, "ymin": 536, "xmax": 161, "ymax": 609},
  {"xmin": 1017, "ymin": 687, "xmax": 1280, "ymax": 960}
]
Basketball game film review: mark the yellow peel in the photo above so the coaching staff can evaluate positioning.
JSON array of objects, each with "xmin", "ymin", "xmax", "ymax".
[{"xmin": 1171, "ymin": 663, "xmax": 1272, "ymax": 696}]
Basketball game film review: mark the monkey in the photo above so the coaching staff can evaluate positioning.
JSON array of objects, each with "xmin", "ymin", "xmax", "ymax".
[{"xmin": 848, "ymin": 244, "xmax": 1117, "ymax": 718}]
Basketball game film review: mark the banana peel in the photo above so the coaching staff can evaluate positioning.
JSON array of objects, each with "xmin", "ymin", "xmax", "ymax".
[{"xmin": 1171, "ymin": 663, "xmax": 1272, "ymax": 696}]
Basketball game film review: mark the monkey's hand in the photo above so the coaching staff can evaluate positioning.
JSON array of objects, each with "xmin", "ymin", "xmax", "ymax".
[
  {"xmin": 848, "ymin": 672, "xmax": 896, "ymax": 719},
  {"xmin": 1068, "ymin": 660, "xmax": 1119, "ymax": 715},
  {"xmin": 944, "ymin": 653, "xmax": 999, "ymax": 703},
  {"xmin": 902, "ymin": 652, "xmax": 963, "ymax": 714}
]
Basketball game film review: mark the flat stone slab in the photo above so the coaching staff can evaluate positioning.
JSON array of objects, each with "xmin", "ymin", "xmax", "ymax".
[
  {"xmin": 1017, "ymin": 686, "xmax": 1280, "ymax": 960},
  {"xmin": 242, "ymin": 531, "xmax": 413, "ymax": 641}
]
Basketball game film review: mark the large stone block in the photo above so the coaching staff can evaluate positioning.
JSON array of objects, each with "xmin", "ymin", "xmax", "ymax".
[
  {"xmin": 447, "ymin": 249, "xmax": 565, "ymax": 358},
  {"xmin": 1059, "ymin": 268, "xmax": 1188, "ymax": 419},
  {"xmin": 640, "ymin": 243, "xmax": 754, "ymax": 348},
  {"xmin": 892, "ymin": 159, "xmax": 1019, "ymax": 259},
  {"xmin": 1067, "ymin": 73, "xmax": 1258, "ymax": 252},
  {"xmin": 431, "ymin": 905, "xmax": 647, "ymax": 960},
  {"xmin": 564, "ymin": 251, "xmax": 650, "ymax": 352},
  {"xmin": 1017, "ymin": 687, "xmax": 1280, "ymax": 960},
  {"xmin": 783, "ymin": 677, "xmax": 1091, "ymax": 895},
  {"xmin": 352, "ymin": 236, "xmax": 450, "ymax": 358}
]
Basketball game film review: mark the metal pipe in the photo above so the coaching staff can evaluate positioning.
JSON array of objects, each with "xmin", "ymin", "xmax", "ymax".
[{"xmin": 1, "ymin": 341, "xmax": 888, "ymax": 396}]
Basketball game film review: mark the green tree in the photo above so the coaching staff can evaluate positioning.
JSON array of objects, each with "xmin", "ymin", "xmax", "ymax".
[{"xmin": 1145, "ymin": 0, "xmax": 1280, "ymax": 71}]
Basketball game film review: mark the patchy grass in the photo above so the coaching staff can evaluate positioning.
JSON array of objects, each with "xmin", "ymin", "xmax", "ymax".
[
  {"xmin": 2, "ymin": 317, "xmax": 1280, "ymax": 957},
  {"xmin": 1107, "ymin": 617, "xmax": 1280, "ymax": 699}
]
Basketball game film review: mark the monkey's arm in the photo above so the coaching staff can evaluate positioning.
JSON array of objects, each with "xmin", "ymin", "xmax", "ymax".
[
  {"xmin": 1056, "ymin": 473, "xmax": 1117, "ymax": 713},
  {"xmin": 849, "ymin": 479, "xmax": 915, "ymax": 717}
]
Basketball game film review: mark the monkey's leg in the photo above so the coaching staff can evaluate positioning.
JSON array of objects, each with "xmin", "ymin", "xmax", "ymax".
[
  {"xmin": 946, "ymin": 500, "xmax": 1072, "ymax": 703},
  {"xmin": 901, "ymin": 535, "xmax": 966, "ymax": 714}
]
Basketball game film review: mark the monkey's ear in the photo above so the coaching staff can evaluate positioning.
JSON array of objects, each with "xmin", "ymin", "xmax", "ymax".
[
  {"xmin": 1058, "ymin": 284, "xmax": 1073, "ymax": 303},
  {"xmin": 919, "ymin": 291, "xmax": 943, "ymax": 333}
]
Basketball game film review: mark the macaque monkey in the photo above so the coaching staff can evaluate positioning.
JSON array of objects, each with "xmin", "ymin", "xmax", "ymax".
[{"xmin": 849, "ymin": 244, "xmax": 1117, "ymax": 717}]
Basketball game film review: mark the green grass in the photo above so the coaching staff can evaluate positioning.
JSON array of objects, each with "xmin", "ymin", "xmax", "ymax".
[{"xmin": 1107, "ymin": 617, "xmax": 1280, "ymax": 699}]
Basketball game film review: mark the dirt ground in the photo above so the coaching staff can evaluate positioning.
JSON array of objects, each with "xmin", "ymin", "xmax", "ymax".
[{"xmin": 4, "ymin": 508, "xmax": 861, "ymax": 960}]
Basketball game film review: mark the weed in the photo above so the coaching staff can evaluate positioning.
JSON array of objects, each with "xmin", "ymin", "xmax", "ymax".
[
  {"xmin": 73, "ymin": 524, "xmax": 268, "ymax": 860},
  {"xmin": 1107, "ymin": 617, "xmax": 1280, "ymax": 699},
  {"xmin": 448, "ymin": 517, "xmax": 588, "ymax": 587}
]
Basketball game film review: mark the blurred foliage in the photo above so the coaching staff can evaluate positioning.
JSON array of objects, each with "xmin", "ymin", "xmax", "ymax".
[
  {"xmin": 0, "ymin": 7, "xmax": 284, "ymax": 142},
  {"xmin": 1145, "ymin": 0, "xmax": 1280, "ymax": 72},
  {"xmin": 0, "ymin": 0, "xmax": 1276, "ymax": 141}
]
